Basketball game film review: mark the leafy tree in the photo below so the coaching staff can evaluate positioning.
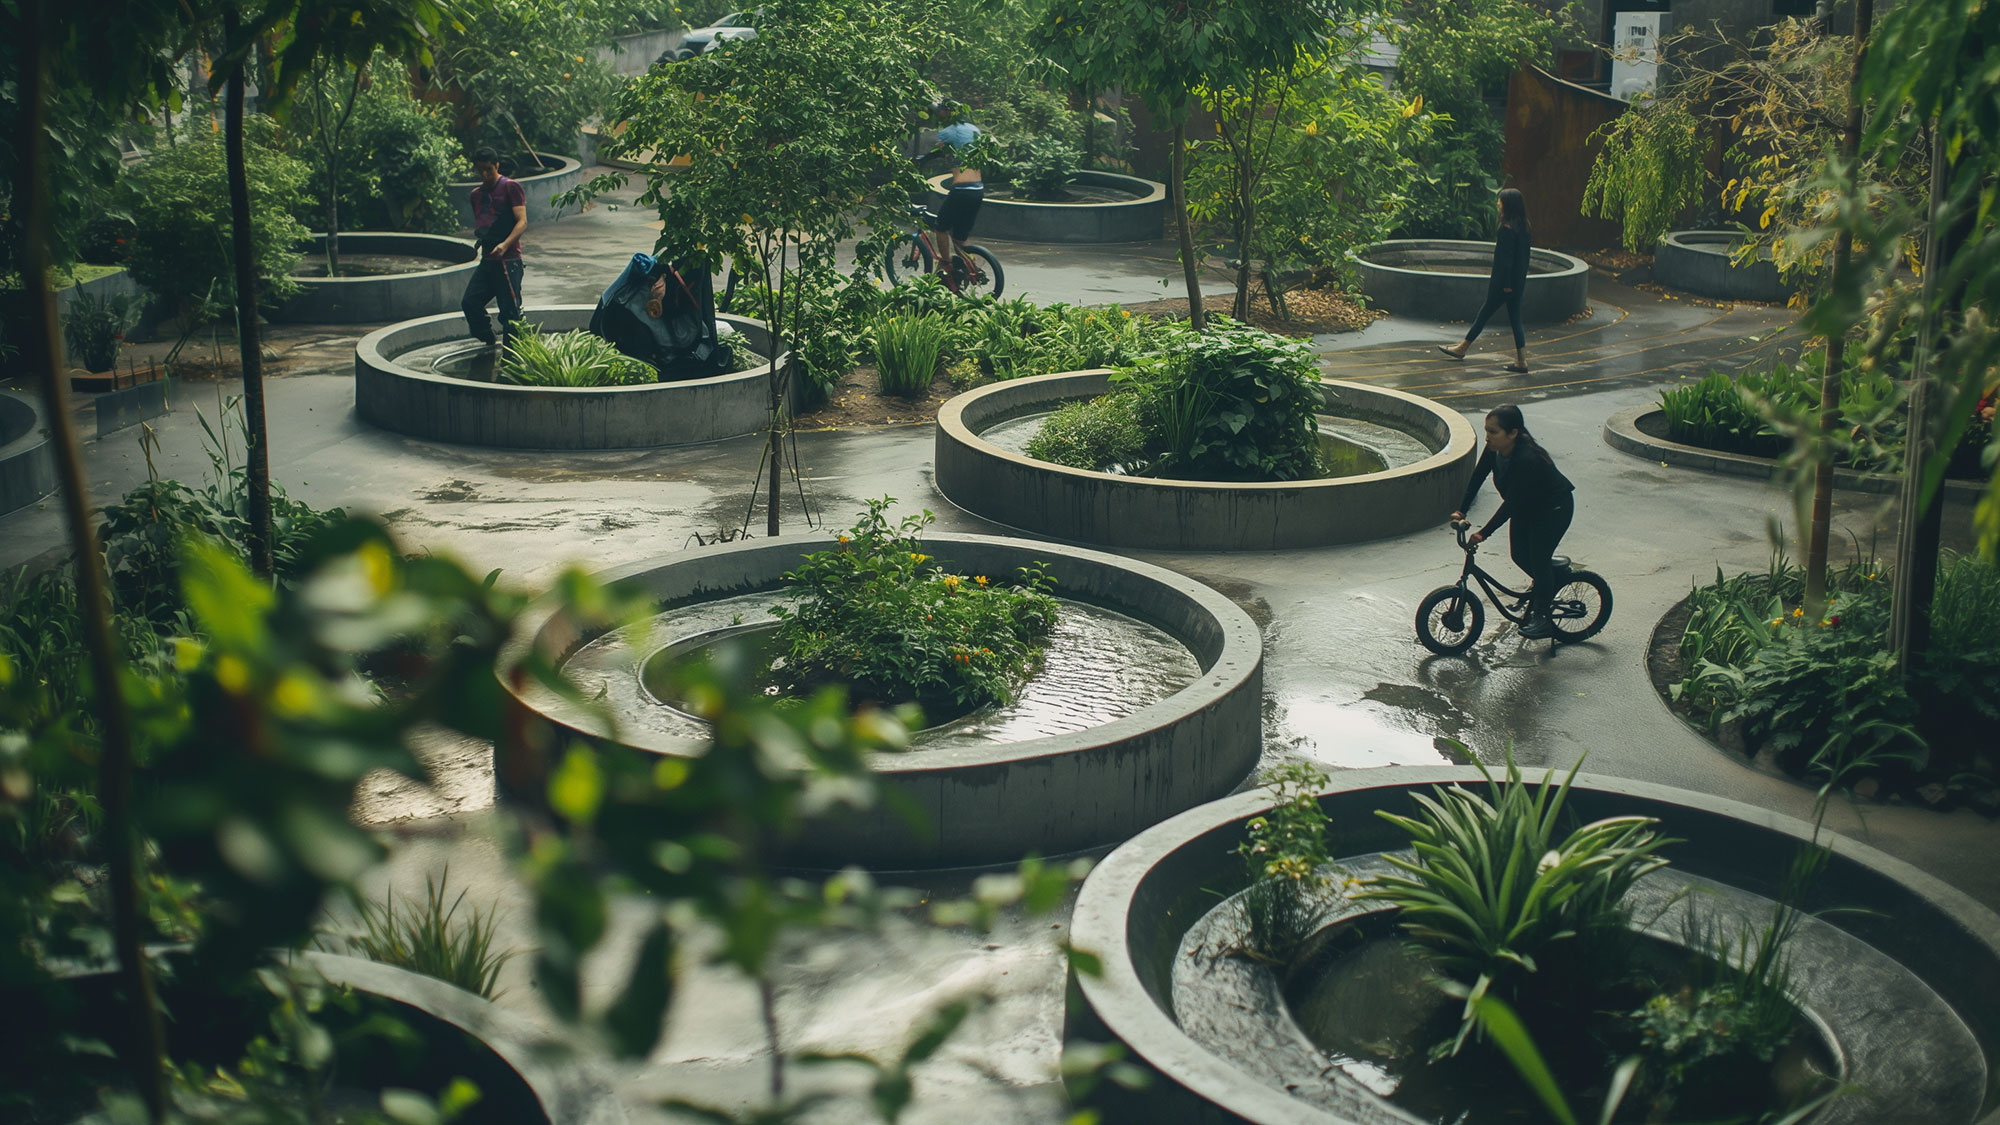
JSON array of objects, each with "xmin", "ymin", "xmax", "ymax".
[
  {"xmin": 575, "ymin": 0, "xmax": 942, "ymax": 534},
  {"xmin": 122, "ymin": 118, "xmax": 312, "ymax": 316},
  {"xmin": 428, "ymin": 0, "xmax": 638, "ymax": 154},
  {"xmin": 1188, "ymin": 30, "xmax": 1433, "ymax": 318},
  {"xmin": 1580, "ymin": 99, "xmax": 1706, "ymax": 252},
  {"xmin": 1389, "ymin": 0, "xmax": 1573, "ymax": 240},
  {"xmin": 1034, "ymin": 0, "xmax": 1328, "ymax": 329},
  {"xmin": 288, "ymin": 50, "xmax": 461, "ymax": 251}
]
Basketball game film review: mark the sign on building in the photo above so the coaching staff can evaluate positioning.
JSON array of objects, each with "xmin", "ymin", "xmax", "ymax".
[{"xmin": 1610, "ymin": 11, "xmax": 1670, "ymax": 101}]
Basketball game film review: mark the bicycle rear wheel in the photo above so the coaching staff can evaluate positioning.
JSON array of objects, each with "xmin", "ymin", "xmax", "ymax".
[
  {"xmin": 884, "ymin": 233, "xmax": 933, "ymax": 285},
  {"xmin": 1548, "ymin": 570, "xmax": 1612, "ymax": 643},
  {"xmin": 950, "ymin": 244, "xmax": 1004, "ymax": 299}
]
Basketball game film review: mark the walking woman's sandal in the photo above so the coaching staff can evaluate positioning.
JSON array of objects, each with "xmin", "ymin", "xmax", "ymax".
[
  {"xmin": 1505, "ymin": 363, "xmax": 1530, "ymax": 373},
  {"xmin": 1437, "ymin": 345, "xmax": 1465, "ymax": 361}
]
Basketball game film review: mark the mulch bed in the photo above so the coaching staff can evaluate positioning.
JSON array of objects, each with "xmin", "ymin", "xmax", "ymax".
[
  {"xmin": 1119, "ymin": 286, "xmax": 1384, "ymax": 336},
  {"xmin": 793, "ymin": 365, "xmax": 955, "ymax": 430}
]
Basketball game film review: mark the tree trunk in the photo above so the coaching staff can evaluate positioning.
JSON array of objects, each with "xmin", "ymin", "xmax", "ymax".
[
  {"xmin": 326, "ymin": 180, "xmax": 342, "ymax": 276},
  {"xmin": 17, "ymin": 4, "xmax": 167, "ymax": 1117},
  {"xmin": 1233, "ymin": 137, "xmax": 1254, "ymax": 321},
  {"xmin": 766, "ymin": 241, "xmax": 784, "ymax": 537},
  {"xmin": 1172, "ymin": 120, "xmax": 1204, "ymax": 331},
  {"xmin": 224, "ymin": 7, "xmax": 274, "ymax": 578},
  {"xmin": 1890, "ymin": 122, "xmax": 1966, "ymax": 672},
  {"xmin": 1802, "ymin": 0, "xmax": 1874, "ymax": 613}
]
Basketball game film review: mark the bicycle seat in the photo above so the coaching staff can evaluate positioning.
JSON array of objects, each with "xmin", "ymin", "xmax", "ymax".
[{"xmin": 1550, "ymin": 555, "xmax": 1572, "ymax": 571}]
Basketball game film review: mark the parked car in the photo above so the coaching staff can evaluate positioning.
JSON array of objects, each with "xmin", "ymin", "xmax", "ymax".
[{"xmin": 657, "ymin": 12, "xmax": 758, "ymax": 63}]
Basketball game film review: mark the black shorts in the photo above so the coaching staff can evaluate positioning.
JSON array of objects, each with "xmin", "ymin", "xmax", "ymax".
[{"xmin": 932, "ymin": 185, "xmax": 984, "ymax": 241}]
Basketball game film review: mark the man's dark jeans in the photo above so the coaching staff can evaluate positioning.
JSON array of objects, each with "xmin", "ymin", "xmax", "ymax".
[{"xmin": 462, "ymin": 258, "xmax": 524, "ymax": 343}]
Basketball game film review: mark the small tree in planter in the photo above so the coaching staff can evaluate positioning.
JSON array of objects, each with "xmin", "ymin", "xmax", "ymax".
[{"xmin": 571, "ymin": 0, "xmax": 941, "ymax": 534}]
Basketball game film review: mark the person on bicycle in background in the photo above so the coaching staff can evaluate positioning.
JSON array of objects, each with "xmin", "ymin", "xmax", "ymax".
[
  {"xmin": 931, "ymin": 117, "xmax": 985, "ymax": 291},
  {"xmin": 1451, "ymin": 403, "xmax": 1574, "ymax": 639}
]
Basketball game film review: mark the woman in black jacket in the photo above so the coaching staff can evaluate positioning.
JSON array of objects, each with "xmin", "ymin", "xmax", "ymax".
[
  {"xmin": 1451, "ymin": 403, "xmax": 1574, "ymax": 638},
  {"xmin": 1438, "ymin": 188, "xmax": 1532, "ymax": 374}
]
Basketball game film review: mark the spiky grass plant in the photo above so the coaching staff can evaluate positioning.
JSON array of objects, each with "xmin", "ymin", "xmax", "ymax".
[
  {"xmin": 1359, "ymin": 754, "xmax": 1673, "ymax": 1054},
  {"xmin": 873, "ymin": 314, "xmax": 950, "ymax": 398},
  {"xmin": 347, "ymin": 868, "xmax": 515, "ymax": 999},
  {"xmin": 501, "ymin": 325, "xmax": 657, "ymax": 387}
]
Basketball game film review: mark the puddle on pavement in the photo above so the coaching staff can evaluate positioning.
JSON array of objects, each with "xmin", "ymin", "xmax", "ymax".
[{"xmin": 1278, "ymin": 694, "xmax": 1467, "ymax": 769}]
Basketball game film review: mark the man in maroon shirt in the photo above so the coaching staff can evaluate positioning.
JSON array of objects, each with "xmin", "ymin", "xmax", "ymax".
[{"xmin": 462, "ymin": 146, "xmax": 529, "ymax": 346}]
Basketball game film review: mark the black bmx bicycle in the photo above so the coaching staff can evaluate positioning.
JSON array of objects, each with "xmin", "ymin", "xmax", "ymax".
[
  {"xmin": 882, "ymin": 203, "xmax": 1004, "ymax": 298},
  {"xmin": 1415, "ymin": 520, "xmax": 1613, "ymax": 655}
]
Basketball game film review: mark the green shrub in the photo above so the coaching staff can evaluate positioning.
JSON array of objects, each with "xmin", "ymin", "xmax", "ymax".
[
  {"xmin": 346, "ymin": 58, "xmax": 462, "ymax": 235},
  {"xmin": 501, "ymin": 325, "xmax": 658, "ymax": 387},
  {"xmin": 1359, "ymin": 753, "xmax": 1671, "ymax": 1054},
  {"xmin": 61, "ymin": 291, "xmax": 134, "ymax": 373},
  {"xmin": 343, "ymin": 868, "xmax": 515, "ymax": 999},
  {"xmin": 998, "ymin": 132, "xmax": 1081, "ymax": 201},
  {"xmin": 121, "ymin": 119, "xmax": 311, "ymax": 316},
  {"xmin": 1675, "ymin": 554, "xmax": 2000, "ymax": 787},
  {"xmin": 873, "ymin": 314, "xmax": 950, "ymax": 397},
  {"xmin": 1658, "ymin": 344, "xmax": 1914, "ymax": 474},
  {"xmin": 767, "ymin": 499, "xmax": 1058, "ymax": 714},
  {"xmin": 1111, "ymin": 320, "xmax": 1326, "ymax": 481},
  {"xmin": 1023, "ymin": 393, "xmax": 1148, "ymax": 470},
  {"xmin": 723, "ymin": 331, "xmax": 763, "ymax": 373},
  {"xmin": 944, "ymin": 357, "xmax": 985, "ymax": 393}
]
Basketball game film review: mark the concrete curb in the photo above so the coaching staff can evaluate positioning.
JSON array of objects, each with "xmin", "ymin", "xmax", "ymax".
[
  {"xmin": 269, "ymin": 233, "xmax": 480, "ymax": 325},
  {"xmin": 925, "ymin": 172, "xmax": 1167, "ymax": 243},
  {"xmin": 497, "ymin": 532, "xmax": 1265, "ymax": 870},
  {"xmin": 1603, "ymin": 404, "xmax": 1987, "ymax": 501},
  {"xmin": 933, "ymin": 373, "xmax": 1478, "ymax": 552},
  {"xmin": 449, "ymin": 156, "xmax": 587, "ymax": 228},
  {"xmin": 1655, "ymin": 230, "xmax": 1792, "ymax": 303},
  {"xmin": 1069, "ymin": 769, "xmax": 2000, "ymax": 1124},
  {"xmin": 354, "ymin": 305, "xmax": 791, "ymax": 451},
  {"xmin": 1348, "ymin": 239, "xmax": 1590, "ymax": 324},
  {"xmin": 303, "ymin": 952, "xmax": 628, "ymax": 1125},
  {"xmin": 0, "ymin": 388, "xmax": 56, "ymax": 517}
]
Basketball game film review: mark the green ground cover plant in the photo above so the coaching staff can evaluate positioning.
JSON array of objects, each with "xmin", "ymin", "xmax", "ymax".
[
  {"xmin": 1023, "ymin": 393, "xmax": 1149, "ymax": 470},
  {"xmin": 60, "ymin": 290, "xmax": 134, "ymax": 372},
  {"xmin": 766, "ymin": 499, "xmax": 1059, "ymax": 716},
  {"xmin": 501, "ymin": 325, "xmax": 659, "ymax": 387},
  {"xmin": 1674, "ymin": 554, "xmax": 2000, "ymax": 797}
]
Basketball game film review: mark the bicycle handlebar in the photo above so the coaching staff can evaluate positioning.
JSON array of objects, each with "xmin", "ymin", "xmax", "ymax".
[{"xmin": 1451, "ymin": 519, "xmax": 1477, "ymax": 551}]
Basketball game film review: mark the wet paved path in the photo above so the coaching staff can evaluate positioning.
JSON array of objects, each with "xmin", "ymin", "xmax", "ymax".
[{"xmin": 6, "ymin": 178, "xmax": 1992, "ymax": 1124}]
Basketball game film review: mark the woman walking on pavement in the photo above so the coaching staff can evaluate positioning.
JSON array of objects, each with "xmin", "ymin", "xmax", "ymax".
[
  {"xmin": 1438, "ymin": 188, "xmax": 1532, "ymax": 373},
  {"xmin": 1451, "ymin": 404, "xmax": 1574, "ymax": 639}
]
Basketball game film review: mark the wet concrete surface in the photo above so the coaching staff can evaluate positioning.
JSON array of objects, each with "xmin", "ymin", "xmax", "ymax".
[{"xmin": 8, "ymin": 171, "xmax": 1996, "ymax": 1123}]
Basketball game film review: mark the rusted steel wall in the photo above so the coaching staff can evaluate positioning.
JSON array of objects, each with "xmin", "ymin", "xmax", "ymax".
[{"xmin": 1502, "ymin": 65, "xmax": 1628, "ymax": 249}]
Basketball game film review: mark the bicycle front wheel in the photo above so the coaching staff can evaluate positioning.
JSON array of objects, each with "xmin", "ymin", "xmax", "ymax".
[
  {"xmin": 1549, "ymin": 571, "xmax": 1613, "ymax": 644},
  {"xmin": 884, "ymin": 233, "xmax": 933, "ymax": 285},
  {"xmin": 1416, "ymin": 586, "xmax": 1484, "ymax": 656},
  {"xmin": 950, "ymin": 244, "xmax": 1004, "ymax": 299}
]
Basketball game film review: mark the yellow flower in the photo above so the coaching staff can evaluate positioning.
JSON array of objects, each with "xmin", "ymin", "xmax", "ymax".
[
  {"xmin": 1770, "ymin": 618, "xmax": 1784, "ymax": 628},
  {"xmin": 942, "ymin": 575, "xmax": 961, "ymax": 589},
  {"xmin": 974, "ymin": 575, "xmax": 989, "ymax": 587},
  {"xmin": 911, "ymin": 553, "xmax": 930, "ymax": 563},
  {"xmin": 1792, "ymin": 607, "xmax": 1805, "ymax": 617},
  {"xmin": 1303, "ymin": 120, "xmax": 1318, "ymax": 136}
]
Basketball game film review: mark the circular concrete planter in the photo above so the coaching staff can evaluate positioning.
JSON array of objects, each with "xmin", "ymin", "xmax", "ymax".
[
  {"xmin": 304, "ymin": 952, "xmax": 628, "ymax": 1125},
  {"xmin": 933, "ymin": 372, "xmax": 1478, "ymax": 552},
  {"xmin": 926, "ymin": 172, "xmax": 1166, "ymax": 243},
  {"xmin": 269, "ymin": 233, "xmax": 480, "ymax": 325},
  {"xmin": 354, "ymin": 305, "xmax": 790, "ymax": 451},
  {"xmin": 0, "ymin": 388, "xmax": 56, "ymax": 516},
  {"xmin": 498, "ymin": 532, "xmax": 1264, "ymax": 869},
  {"xmin": 1655, "ymin": 230, "xmax": 1793, "ymax": 303},
  {"xmin": 1604, "ymin": 404, "xmax": 1987, "ymax": 502},
  {"xmin": 448, "ymin": 156, "xmax": 587, "ymax": 228},
  {"xmin": 1348, "ymin": 239, "xmax": 1591, "ymax": 324},
  {"xmin": 1070, "ymin": 768, "xmax": 2000, "ymax": 1124}
]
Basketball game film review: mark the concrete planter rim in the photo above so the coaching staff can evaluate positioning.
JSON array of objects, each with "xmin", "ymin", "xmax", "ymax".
[
  {"xmin": 1345, "ymin": 237, "xmax": 1589, "ymax": 283},
  {"xmin": 1603, "ymin": 403, "xmax": 1986, "ymax": 501},
  {"xmin": 446, "ymin": 153, "xmax": 585, "ymax": 192},
  {"xmin": 1071, "ymin": 766, "xmax": 2000, "ymax": 1125},
  {"xmin": 925, "ymin": 169, "xmax": 1166, "ymax": 209},
  {"xmin": 1659, "ymin": 228, "xmax": 1763, "ymax": 256},
  {"xmin": 939, "ymin": 371, "xmax": 1474, "ymax": 494},
  {"xmin": 302, "ymin": 951, "xmax": 628, "ymax": 1125},
  {"xmin": 497, "ymin": 530, "xmax": 1262, "ymax": 776},
  {"xmin": 0, "ymin": 387, "xmax": 49, "ymax": 463},
  {"xmin": 0, "ymin": 387, "xmax": 56, "ymax": 516},
  {"xmin": 355, "ymin": 305, "xmax": 782, "ymax": 397},
  {"xmin": 293, "ymin": 231, "xmax": 478, "ymax": 283}
]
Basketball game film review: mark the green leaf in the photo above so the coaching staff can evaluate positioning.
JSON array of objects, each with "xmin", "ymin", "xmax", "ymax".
[{"xmin": 604, "ymin": 920, "xmax": 676, "ymax": 1057}]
